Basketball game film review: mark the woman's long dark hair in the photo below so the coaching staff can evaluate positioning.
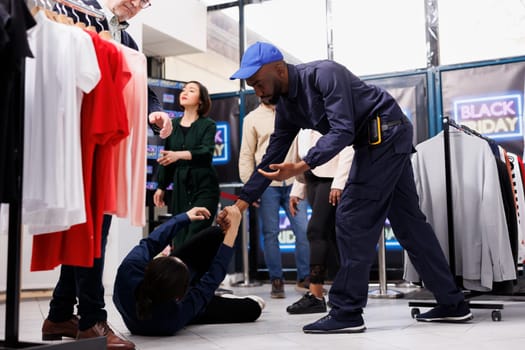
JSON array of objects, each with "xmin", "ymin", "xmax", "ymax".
[{"xmin": 135, "ymin": 256, "xmax": 190, "ymax": 320}]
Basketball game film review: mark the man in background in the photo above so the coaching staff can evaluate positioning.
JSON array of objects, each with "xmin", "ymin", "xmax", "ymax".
[{"xmin": 239, "ymin": 100, "xmax": 310, "ymax": 298}]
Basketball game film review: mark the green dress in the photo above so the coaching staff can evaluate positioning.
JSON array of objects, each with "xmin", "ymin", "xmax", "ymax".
[{"xmin": 157, "ymin": 117, "xmax": 220, "ymax": 247}]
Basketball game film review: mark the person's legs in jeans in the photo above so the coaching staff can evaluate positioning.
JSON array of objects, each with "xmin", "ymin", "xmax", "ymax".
[
  {"xmin": 282, "ymin": 185, "xmax": 310, "ymax": 283},
  {"xmin": 259, "ymin": 186, "xmax": 285, "ymax": 297}
]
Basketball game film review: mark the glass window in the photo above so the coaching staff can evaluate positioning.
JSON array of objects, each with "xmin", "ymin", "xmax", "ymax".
[
  {"xmin": 174, "ymin": 0, "xmax": 525, "ymax": 93},
  {"xmin": 438, "ymin": 0, "xmax": 525, "ymax": 65},
  {"xmin": 242, "ymin": 0, "xmax": 328, "ymax": 63},
  {"xmin": 331, "ymin": 0, "xmax": 427, "ymax": 76}
]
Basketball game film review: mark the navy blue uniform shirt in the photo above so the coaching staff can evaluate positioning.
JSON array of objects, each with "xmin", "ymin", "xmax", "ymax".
[{"xmin": 239, "ymin": 60, "xmax": 410, "ymax": 204}]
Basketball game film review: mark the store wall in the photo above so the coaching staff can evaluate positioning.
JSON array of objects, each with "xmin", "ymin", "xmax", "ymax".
[{"xmin": 127, "ymin": 0, "xmax": 207, "ymax": 57}]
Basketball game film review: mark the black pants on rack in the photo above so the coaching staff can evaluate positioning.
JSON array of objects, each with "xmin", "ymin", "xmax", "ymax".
[{"xmin": 171, "ymin": 226, "xmax": 261, "ymax": 324}]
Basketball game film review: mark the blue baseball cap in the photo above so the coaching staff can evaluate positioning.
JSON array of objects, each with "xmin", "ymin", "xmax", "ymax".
[{"xmin": 230, "ymin": 42, "xmax": 283, "ymax": 80}]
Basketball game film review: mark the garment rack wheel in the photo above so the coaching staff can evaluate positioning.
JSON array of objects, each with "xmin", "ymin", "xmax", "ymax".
[
  {"xmin": 410, "ymin": 307, "xmax": 420, "ymax": 319},
  {"xmin": 469, "ymin": 301, "xmax": 504, "ymax": 322},
  {"xmin": 491, "ymin": 309, "xmax": 502, "ymax": 321},
  {"xmin": 408, "ymin": 300, "xmax": 434, "ymax": 319}
]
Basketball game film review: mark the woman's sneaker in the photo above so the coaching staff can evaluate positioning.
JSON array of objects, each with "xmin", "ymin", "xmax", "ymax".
[{"xmin": 286, "ymin": 292, "xmax": 327, "ymax": 314}]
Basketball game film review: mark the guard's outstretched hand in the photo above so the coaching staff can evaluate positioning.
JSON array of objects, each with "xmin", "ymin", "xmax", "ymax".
[{"xmin": 258, "ymin": 161, "xmax": 310, "ymax": 181}]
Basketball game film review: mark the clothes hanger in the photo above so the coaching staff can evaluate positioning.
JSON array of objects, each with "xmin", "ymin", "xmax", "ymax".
[
  {"xmin": 71, "ymin": 8, "xmax": 87, "ymax": 29},
  {"xmin": 98, "ymin": 29, "xmax": 112, "ymax": 40},
  {"xmin": 95, "ymin": 15, "xmax": 112, "ymax": 40},
  {"xmin": 85, "ymin": 12, "xmax": 97, "ymax": 32},
  {"xmin": 54, "ymin": 3, "xmax": 74, "ymax": 25},
  {"xmin": 45, "ymin": 0, "xmax": 61, "ymax": 21},
  {"xmin": 31, "ymin": 0, "xmax": 58, "ymax": 21},
  {"xmin": 30, "ymin": 0, "xmax": 42, "ymax": 15}
]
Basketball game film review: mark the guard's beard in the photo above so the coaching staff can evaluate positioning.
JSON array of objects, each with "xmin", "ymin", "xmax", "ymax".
[
  {"xmin": 268, "ymin": 83, "xmax": 282, "ymax": 105},
  {"xmin": 268, "ymin": 94, "xmax": 280, "ymax": 105}
]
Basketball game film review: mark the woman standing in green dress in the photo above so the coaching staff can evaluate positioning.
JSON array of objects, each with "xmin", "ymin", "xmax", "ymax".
[{"xmin": 154, "ymin": 81, "xmax": 220, "ymax": 248}]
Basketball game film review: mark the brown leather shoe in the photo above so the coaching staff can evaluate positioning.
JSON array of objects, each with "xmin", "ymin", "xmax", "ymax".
[
  {"xmin": 42, "ymin": 315, "xmax": 79, "ymax": 340},
  {"xmin": 78, "ymin": 321, "xmax": 135, "ymax": 350}
]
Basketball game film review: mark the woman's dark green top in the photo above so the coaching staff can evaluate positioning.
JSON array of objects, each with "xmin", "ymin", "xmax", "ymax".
[{"xmin": 157, "ymin": 117, "xmax": 220, "ymax": 247}]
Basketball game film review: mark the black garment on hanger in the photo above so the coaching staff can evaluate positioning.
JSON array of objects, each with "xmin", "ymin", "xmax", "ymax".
[
  {"xmin": 495, "ymin": 159, "xmax": 519, "ymax": 265},
  {"xmin": 491, "ymin": 159, "xmax": 518, "ymax": 294},
  {"xmin": 0, "ymin": 0, "xmax": 35, "ymax": 203}
]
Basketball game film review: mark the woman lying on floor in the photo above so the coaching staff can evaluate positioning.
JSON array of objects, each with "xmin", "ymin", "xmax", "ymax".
[{"xmin": 113, "ymin": 206, "xmax": 263, "ymax": 336}]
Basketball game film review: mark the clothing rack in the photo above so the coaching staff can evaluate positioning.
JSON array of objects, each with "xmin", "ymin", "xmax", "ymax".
[
  {"xmin": 0, "ymin": 1, "xmax": 105, "ymax": 348},
  {"xmin": 54, "ymin": 0, "xmax": 105, "ymax": 20},
  {"xmin": 408, "ymin": 116, "xmax": 505, "ymax": 322}
]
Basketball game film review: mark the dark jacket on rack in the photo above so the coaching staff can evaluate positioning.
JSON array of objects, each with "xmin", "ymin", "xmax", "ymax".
[{"xmin": 0, "ymin": 0, "xmax": 36, "ymax": 203}]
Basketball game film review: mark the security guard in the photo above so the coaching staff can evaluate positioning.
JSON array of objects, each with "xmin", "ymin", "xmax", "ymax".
[{"xmin": 224, "ymin": 41, "xmax": 472, "ymax": 334}]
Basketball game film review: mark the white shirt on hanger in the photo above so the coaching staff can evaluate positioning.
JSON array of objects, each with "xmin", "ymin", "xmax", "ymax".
[
  {"xmin": 407, "ymin": 130, "xmax": 516, "ymax": 291},
  {"xmin": 23, "ymin": 11, "xmax": 100, "ymax": 234}
]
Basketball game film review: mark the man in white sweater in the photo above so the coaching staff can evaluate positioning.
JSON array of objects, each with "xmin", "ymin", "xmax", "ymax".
[{"xmin": 239, "ymin": 101, "xmax": 310, "ymax": 298}]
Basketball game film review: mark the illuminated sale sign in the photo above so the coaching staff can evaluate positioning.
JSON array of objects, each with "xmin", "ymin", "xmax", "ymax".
[
  {"xmin": 453, "ymin": 94, "xmax": 523, "ymax": 139},
  {"xmin": 213, "ymin": 122, "xmax": 230, "ymax": 165}
]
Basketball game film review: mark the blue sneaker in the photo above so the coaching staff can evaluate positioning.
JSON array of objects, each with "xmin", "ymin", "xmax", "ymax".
[
  {"xmin": 416, "ymin": 301, "xmax": 473, "ymax": 323},
  {"xmin": 303, "ymin": 314, "xmax": 366, "ymax": 334}
]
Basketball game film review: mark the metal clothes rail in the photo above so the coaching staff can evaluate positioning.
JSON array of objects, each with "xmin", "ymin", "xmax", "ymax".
[
  {"xmin": 55, "ymin": 0, "xmax": 104, "ymax": 19},
  {"xmin": 1, "ymin": 1, "xmax": 106, "ymax": 348},
  {"xmin": 408, "ymin": 116, "xmax": 506, "ymax": 322}
]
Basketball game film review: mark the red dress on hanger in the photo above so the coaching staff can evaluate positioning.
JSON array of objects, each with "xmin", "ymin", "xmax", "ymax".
[{"xmin": 31, "ymin": 31, "xmax": 129, "ymax": 271}]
